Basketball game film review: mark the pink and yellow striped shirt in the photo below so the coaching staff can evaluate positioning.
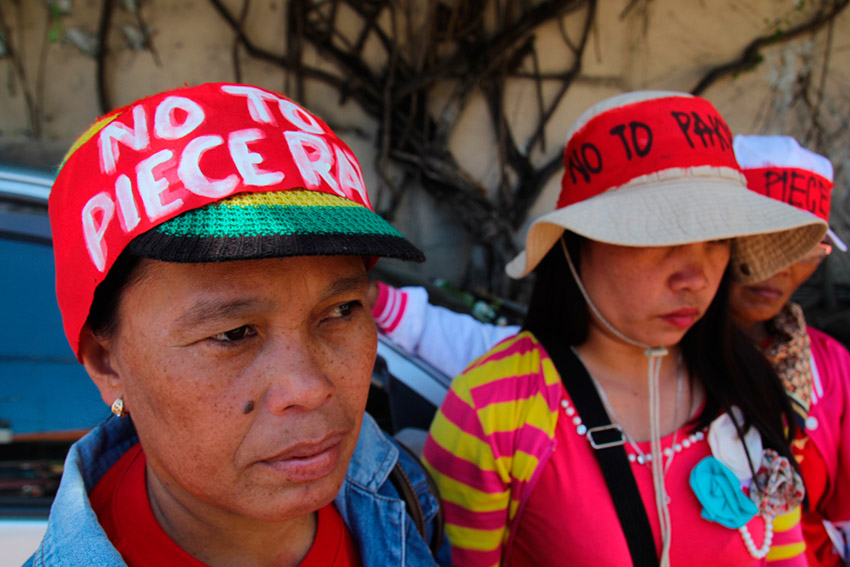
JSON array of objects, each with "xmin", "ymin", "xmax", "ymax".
[{"xmin": 423, "ymin": 331, "xmax": 806, "ymax": 567}]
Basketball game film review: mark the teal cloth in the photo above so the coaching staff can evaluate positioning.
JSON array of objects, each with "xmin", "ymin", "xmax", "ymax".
[{"xmin": 690, "ymin": 456, "xmax": 758, "ymax": 529}]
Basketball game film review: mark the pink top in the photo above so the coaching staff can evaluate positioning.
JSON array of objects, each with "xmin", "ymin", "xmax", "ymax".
[
  {"xmin": 796, "ymin": 327, "xmax": 850, "ymax": 566},
  {"xmin": 509, "ymin": 402, "xmax": 802, "ymax": 566},
  {"xmin": 424, "ymin": 332, "xmax": 807, "ymax": 567},
  {"xmin": 804, "ymin": 327, "xmax": 850, "ymax": 523}
]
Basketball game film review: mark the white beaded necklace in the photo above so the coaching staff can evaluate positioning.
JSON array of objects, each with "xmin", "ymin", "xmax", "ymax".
[
  {"xmin": 559, "ymin": 390, "xmax": 707, "ymax": 466},
  {"xmin": 739, "ymin": 518, "xmax": 774, "ymax": 559},
  {"xmin": 572, "ymin": 348, "xmax": 707, "ymax": 468}
]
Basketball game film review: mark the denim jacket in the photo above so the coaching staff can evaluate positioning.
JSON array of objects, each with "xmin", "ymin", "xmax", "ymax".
[{"xmin": 24, "ymin": 414, "xmax": 450, "ymax": 567}]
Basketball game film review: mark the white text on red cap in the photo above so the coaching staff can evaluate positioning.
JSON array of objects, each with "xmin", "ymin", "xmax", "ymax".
[{"xmin": 81, "ymin": 85, "xmax": 369, "ymax": 271}]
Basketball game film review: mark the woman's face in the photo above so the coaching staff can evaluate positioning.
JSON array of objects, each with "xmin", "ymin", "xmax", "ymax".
[
  {"xmin": 728, "ymin": 254, "xmax": 822, "ymax": 327},
  {"xmin": 579, "ymin": 240, "xmax": 731, "ymax": 347},
  {"xmin": 81, "ymin": 255, "xmax": 375, "ymax": 524}
]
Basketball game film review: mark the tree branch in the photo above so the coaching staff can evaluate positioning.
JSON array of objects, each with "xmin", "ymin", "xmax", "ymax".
[
  {"xmin": 0, "ymin": 2, "xmax": 41, "ymax": 136},
  {"xmin": 691, "ymin": 0, "xmax": 850, "ymax": 96},
  {"xmin": 96, "ymin": 0, "xmax": 114, "ymax": 112},
  {"xmin": 206, "ymin": 0, "xmax": 347, "ymax": 93},
  {"xmin": 394, "ymin": 0, "xmax": 584, "ymax": 101}
]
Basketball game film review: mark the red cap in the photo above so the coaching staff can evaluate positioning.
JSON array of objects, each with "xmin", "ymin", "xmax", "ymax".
[{"xmin": 50, "ymin": 83, "xmax": 422, "ymax": 357}]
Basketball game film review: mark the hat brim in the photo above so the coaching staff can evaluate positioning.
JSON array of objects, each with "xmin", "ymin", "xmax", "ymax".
[
  {"xmin": 827, "ymin": 228, "xmax": 848, "ymax": 252},
  {"xmin": 127, "ymin": 190, "xmax": 425, "ymax": 264},
  {"xmin": 506, "ymin": 174, "xmax": 827, "ymax": 283}
]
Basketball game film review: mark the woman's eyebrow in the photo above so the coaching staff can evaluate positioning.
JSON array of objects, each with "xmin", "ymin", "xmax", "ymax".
[
  {"xmin": 323, "ymin": 274, "xmax": 370, "ymax": 299},
  {"xmin": 174, "ymin": 299, "xmax": 269, "ymax": 329},
  {"xmin": 172, "ymin": 275, "xmax": 368, "ymax": 329}
]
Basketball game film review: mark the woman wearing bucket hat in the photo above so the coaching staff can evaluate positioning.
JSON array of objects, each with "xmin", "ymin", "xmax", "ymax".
[
  {"xmin": 731, "ymin": 134, "xmax": 850, "ymax": 567},
  {"xmin": 28, "ymin": 83, "xmax": 449, "ymax": 567},
  {"xmin": 422, "ymin": 91, "xmax": 827, "ymax": 567}
]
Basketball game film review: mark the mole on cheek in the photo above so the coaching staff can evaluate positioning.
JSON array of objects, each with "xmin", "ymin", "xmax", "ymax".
[{"xmin": 242, "ymin": 400, "xmax": 255, "ymax": 414}]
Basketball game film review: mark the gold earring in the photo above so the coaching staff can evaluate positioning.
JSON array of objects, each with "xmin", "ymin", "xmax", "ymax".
[{"xmin": 111, "ymin": 397, "xmax": 128, "ymax": 418}]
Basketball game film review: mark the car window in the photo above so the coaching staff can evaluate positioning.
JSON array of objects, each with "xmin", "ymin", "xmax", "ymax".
[{"xmin": 1, "ymin": 213, "xmax": 107, "ymax": 437}]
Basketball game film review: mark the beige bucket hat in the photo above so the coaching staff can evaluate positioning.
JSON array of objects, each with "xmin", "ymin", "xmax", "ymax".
[{"xmin": 506, "ymin": 91, "xmax": 827, "ymax": 283}]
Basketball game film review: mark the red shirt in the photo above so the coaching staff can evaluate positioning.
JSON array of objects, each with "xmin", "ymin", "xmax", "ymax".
[
  {"xmin": 796, "ymin": 431, "xmax": 842, "ymax": 567},
  {"xmin": 89, "ymin": 443, "xmax": 361, "ymax": 566}
]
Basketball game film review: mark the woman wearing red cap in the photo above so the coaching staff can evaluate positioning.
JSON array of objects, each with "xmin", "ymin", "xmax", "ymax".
[
  {"xmin": 731, "ymin": 134, "xmax": 850, "ymax": 567},
  {"xmin": 28, "ymin": 83, "xmax": 448, "ymax": 567},
  {"xmin": 423, "ymin": 91, "xmax": 826, "ymax": 567}
]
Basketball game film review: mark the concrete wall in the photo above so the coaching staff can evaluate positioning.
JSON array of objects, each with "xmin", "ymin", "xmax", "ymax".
[{"xmin": 2, "ymin": 0, "xmax": 848, "ymax": 291}]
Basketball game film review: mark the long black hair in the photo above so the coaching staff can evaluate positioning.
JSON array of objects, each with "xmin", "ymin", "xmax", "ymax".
[
  {"xmin": 522, "ymin": 232, "xmax": 798, "ymax": 464},
  {"xmin": 85, "ymin": 251, "xmax": 147, "ymax": 339}
]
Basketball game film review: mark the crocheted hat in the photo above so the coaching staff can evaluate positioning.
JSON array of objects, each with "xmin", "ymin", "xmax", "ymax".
[
  {"xmin": 733, "ymin": 134, "xmax": 846, "ymax": 252},
  {"xmin": 50, "ymin": 82, "xmax": 424, "ymax": 357},
  {"xmin": 505, "ymin": 91, "xmax": 828, "ymax": 282}
]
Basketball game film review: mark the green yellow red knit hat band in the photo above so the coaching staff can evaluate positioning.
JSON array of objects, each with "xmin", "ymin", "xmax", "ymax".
[{"xmin": 128, "ymin": 189, "xmax": 425, "ymax": 263}]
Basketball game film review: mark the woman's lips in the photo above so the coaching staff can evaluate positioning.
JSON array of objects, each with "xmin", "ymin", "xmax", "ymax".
[
  {"xmin": 745, "ymin": 285, "xmax": 784, "ymax": 300},
  {"xmin": 660, "ymin": 308, "xmax": 700, "ymax": 329},
  {"xmin": 259, "ymin": 432, "xmax": 346, "ymax": 482}
]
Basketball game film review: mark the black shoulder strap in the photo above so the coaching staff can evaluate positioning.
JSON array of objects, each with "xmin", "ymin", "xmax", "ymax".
[
  {"xmin": 536, "ymin": 331, "xmax": 659, "ymax": 567},
  {"xmin": 389, "ymin": 442, "xmax": 445, "ymax": 557}
]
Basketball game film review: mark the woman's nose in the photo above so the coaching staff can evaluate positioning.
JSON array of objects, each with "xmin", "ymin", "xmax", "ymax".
[
  {"xmin": 668, "ymin": 244, "xmax": 712, "ymax": 292},
  {"xmin": 260, "ymin": 336, "xmax": 336, "ymax": 414}
]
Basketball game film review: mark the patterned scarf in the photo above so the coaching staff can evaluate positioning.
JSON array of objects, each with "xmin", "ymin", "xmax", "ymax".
[{"xmin": 759, "ymin": 302, "xmax": 812, "ymax": 428}]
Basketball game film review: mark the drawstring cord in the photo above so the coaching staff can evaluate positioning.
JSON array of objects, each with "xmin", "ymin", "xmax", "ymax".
[
  {"xmin": 561, "ymin": 236, "xmax": 673, "ymax": 567},
  {"xmin": 648, "ymin": 353, "xmax": 672, "ymax": 567}
]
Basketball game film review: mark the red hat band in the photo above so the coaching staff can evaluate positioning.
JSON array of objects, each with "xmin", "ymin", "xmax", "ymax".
[
  {"xmin": 743, "ymin": 167, "xmax": 833, "ymax": 222},
  {"xmin": 558, "ymin": 96, "xmax": 741, "ymax": 209}
]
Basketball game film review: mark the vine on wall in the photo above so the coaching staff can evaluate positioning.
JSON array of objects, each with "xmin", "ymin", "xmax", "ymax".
[
  {"xmin": 2, "ymin": 0, "xmax": 849, "ymax": 300},
  {"xmin": 208, "ymin": 0, "xmax": 597, "ymax": 296}
]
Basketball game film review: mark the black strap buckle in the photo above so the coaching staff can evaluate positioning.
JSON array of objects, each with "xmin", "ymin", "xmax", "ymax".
[{"xmin": 586, "ymin": 424, "xmax": 626, "ymax": 449}]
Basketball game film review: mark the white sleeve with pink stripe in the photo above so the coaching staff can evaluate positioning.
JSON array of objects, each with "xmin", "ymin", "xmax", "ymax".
[{"xmin": 372, "ymin": 283, "xmax": 518, "ymax": 378}]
